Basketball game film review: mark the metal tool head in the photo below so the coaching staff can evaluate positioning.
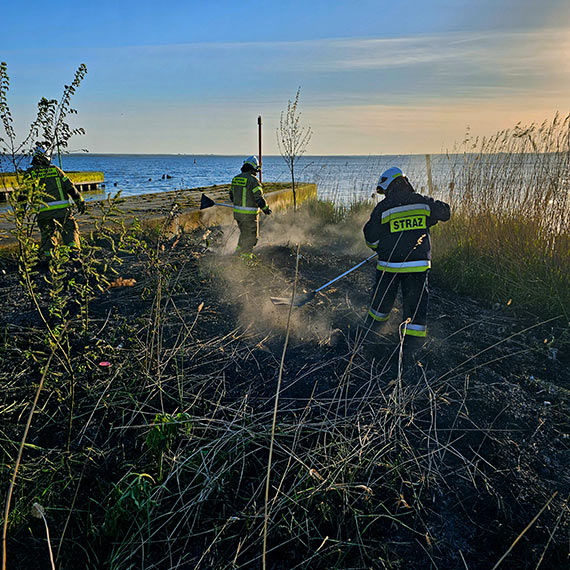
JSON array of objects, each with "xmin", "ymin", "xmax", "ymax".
[
  {"xmin": 200, "ymin": 194, "xmax": 216, "ymax": 210},
  {"xmin": 270, "ymin": 291, "xmax": 316, "ymax": 307}
]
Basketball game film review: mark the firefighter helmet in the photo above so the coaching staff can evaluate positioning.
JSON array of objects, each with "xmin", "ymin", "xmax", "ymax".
[
  {"xmin": 243, "ymin": 155, "xmax": 260, "ymax": 172},
  {"xmin": 377, "ymin": 166, "xmax": 404, "ymax": 193},
  {"xmin": 31, "ymin": 145, "xmax": 51, "ymax": 167}
]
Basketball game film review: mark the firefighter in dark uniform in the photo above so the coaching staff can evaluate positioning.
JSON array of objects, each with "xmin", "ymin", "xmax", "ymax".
[
  {"xmin": 25, "ymin": 146, "xmax": 86, "ymax": 266},
  {"xmin": 363, "ymin": 167, "xmax": 450, "ymax": 350},
  {"xmin": 229, "ymin": 156, "xmax": 271, "ymax": 260}
]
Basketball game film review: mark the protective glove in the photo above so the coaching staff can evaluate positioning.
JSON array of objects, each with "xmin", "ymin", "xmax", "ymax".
[
  {"xmin": 262, "ymin": 206, "xmax": 272, "ymax": 216},
  {"xmin": 76, "ymin": 199, "xmax": 86, "ymax": 215}
]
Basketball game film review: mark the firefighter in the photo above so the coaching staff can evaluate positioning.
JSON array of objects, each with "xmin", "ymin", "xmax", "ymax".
[
  {"xmin": 25, "ymin": 146, "xmax": 86, "ymax": 268},
  {"xmin": 229, "ymin": 156, "xmax": 271, "ymax": 260},
  {"xmin": 363, "ymin": 166, "xmax": 450, "ymax": 352}
]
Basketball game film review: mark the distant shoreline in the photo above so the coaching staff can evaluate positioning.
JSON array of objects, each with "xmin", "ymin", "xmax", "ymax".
[{"xmin": 1, "ymin": 152, "xmax": 441, "ymax": 158}]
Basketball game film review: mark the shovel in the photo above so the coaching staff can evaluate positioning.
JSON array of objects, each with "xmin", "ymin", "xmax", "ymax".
[
  {"xmin": 200, "ymin": 193, "xmax": 234, "ymax": 210},
  {"xmin": 270, "ymin": 253, "xmax": 377, "ymax": 307}
]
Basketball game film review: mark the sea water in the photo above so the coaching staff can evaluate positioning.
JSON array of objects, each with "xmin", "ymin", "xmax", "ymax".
[{"xmin": 21, "ymin": 153, "xmax": 453, "ymax": 203}]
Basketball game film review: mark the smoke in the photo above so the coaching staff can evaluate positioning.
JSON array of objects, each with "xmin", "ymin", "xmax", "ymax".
[
  {"xmin": 201, "ymin": 197, "xmax": 375, "ymax": 257},
  {"xmin": 202, "ymin": 250, "xmax": 338, "ymax": 348},
  {"xmin": 257, "ymin": 204, "xmax": 373, "ymax": 256},
  {"xmin": 199, "ymin": 202, "xmax": 434, "ymax": 361},
  {"xmin": 201, "ymin": 205, "xmax": 378, "ymax": 346}
]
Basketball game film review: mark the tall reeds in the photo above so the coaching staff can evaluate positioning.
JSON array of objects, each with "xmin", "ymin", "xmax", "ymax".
[{"xmin": 433, "ymin": 113, "xmax": 570, "ymax": 319}]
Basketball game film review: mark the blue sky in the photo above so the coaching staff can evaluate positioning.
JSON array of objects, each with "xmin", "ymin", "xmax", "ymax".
[{"xmin": 2, "ymin": 0, "xmax": 569, "ymax": 154}]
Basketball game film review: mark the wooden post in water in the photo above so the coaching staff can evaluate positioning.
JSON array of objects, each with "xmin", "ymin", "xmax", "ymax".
[
  {"xmin": 258, "ymin": 116, "xmax": 263, "ymax": 183},
  {"xmin": 425, "ymin": 154, "xmax": 433, "ymax": 195}
]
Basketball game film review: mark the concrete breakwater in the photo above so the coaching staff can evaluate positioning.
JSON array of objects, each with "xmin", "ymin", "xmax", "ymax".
[
  {"xmin": 0, "ymin": 171, "xmax": 105, "ymax": 201},
  {"xmin": 139, "ymin": 182, "xmax": 317, "ymax": 236}
]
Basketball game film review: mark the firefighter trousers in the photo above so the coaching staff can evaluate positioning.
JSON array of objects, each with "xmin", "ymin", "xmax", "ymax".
[
  {"xmin": 37, "ymin": 209, "xmax": 80, "ymax": 258},
  {"xmin": 367, "ymin": 270, "xmax": 429, "ymax": 338},
  {"xmin": 235, "ymin": 214, "xmax": 259, "ymax": 254}
]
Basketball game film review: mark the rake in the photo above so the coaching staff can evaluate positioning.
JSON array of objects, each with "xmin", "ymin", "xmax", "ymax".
[{"xmin": 270, "ymin": 253, "xmax": 376, "ymax": 307}]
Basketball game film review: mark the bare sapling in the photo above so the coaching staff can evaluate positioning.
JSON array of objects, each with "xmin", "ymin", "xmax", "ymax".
[{"xmin": 277, "ymin": 87, "xmax": 312, "ymax": 212}]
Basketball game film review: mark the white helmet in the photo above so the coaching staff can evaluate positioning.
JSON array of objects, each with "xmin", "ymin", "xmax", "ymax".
[
  {"xmin": 243, "ymin": 155, "xmax": 260, "ymax": 171},
  {"xmin": 377, "ymin": 167, "xmax": 404, "ymax": 193},
  {"xmin": 31, "ymin": 145, "xmax": 51, "ymax": 167}
]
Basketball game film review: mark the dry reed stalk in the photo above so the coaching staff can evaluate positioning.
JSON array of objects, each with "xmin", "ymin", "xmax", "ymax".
[
  {"xmin": 263, "ymin": 243, "xmax": 300, "ymax": 570},
  {"xmin": 31, "ymin": 503, "xmax": 55, "ymax": 570},
  {"xmin": 491, "ymin": 492, "xmax": 558, "ymax": 570}
]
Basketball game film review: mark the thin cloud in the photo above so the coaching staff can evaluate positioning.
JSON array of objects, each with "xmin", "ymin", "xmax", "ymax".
[
  {"xmin": 111, "ymin": 27, "xmax": 570, "ymax": 73},
  {"xmin": 325, "ymin": 29, "xmax": 570, "ymax": 75},
  {"xmin": 88, "ymin": 27, "xmax": 569, "ymax": 101},
  {"xmin": 6, "ymin": 24, "xmax": 568, "ymax": 155}
]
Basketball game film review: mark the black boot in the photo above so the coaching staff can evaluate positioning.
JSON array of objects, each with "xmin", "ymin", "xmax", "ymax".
[{"xmin": 402, "ymin": 336, "xmax": 425, "ymax": 364}]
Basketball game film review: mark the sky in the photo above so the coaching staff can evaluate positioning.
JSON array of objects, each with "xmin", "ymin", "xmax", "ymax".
[{"xmin": 2, "ymin": 0, "xmax": 570, "ymax": 155}]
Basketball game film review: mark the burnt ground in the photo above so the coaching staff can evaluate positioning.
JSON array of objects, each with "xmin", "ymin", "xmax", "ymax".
[{"xmin": 0, "ymin": 218, "xmax": 569, "ymax": 569}]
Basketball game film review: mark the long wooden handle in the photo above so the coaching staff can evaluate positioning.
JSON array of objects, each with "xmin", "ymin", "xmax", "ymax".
[
  {"xmin": 258, "ymin": 116, "xmax": 263, "ymax": 183},
  {"xmin": 314, "ymin": 254, "xmax": 376, "ymax": 293}
]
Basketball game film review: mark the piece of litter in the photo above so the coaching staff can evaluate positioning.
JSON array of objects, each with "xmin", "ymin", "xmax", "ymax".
[
  {"xmin": 543, "ymin": 401, "xmax": 552, "ymax": 406},
  {"xmin": 105, "ymin": 277, "xmax": 137, "ymax": 291},
  {"xmin": 99, "ymin": 361, "xmax": 111, "ymax": 367}
]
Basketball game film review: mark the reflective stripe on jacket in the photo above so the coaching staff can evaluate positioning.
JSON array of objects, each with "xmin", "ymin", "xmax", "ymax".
[
  {"xmin": 25, "ymin": 166, "xmax": 81, "ymax": 212},
  {"xmin": 363, "ymin": 187, "xmax": 450, "ymax": 273},
  {"xmin": 229, "ymin": 171, "xmax": 267, "ymax": 216}
]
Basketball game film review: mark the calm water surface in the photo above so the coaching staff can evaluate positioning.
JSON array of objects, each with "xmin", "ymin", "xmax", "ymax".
[{"xmin": 31, "ymin": 154, "xmax": 451, "ymax": 203}]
